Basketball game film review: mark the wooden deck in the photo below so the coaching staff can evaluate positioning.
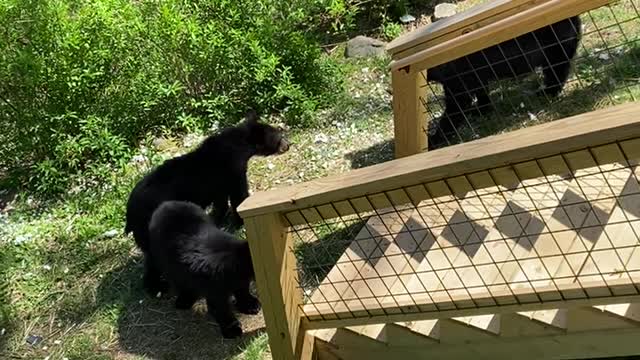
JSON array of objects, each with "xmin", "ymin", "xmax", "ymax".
[
  {"xmin": 238, "ymin": 103, "xmax": 640, "ymax": 360},
  {"xmin": 304, "ymin": 157, "xmax": 640, "ymax": 359},
  {"xmin": 303, "ymin": 156, "xmax": 640, "ymax": 325}
]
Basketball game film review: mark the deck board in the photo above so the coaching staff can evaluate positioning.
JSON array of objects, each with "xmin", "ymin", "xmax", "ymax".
[{"xmin": 303, "ymin": 162, "xmax": 640, "ymax": 321}]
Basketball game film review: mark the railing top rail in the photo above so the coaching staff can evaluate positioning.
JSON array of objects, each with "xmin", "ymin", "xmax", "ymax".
[
  {"xmin": 390, "ymin": 0, "xmax": 613, "ymax": 73},
  {"xmin": 387, "ymin": 0, "xmax": 550, "ymax": 60}
]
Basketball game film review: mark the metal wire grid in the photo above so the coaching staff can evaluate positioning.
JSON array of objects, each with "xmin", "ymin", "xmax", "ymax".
[
  {"xmin": 423, "ymin": 0, "xmax": 640, "ymax": 150},
  {"xmin": 286, "ymin": 137, "xmax": 640, "ymax": 321}
]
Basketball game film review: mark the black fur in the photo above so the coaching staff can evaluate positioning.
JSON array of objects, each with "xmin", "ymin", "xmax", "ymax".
[
  {"xmin": 147, "ymin": 200, "xmax": 259, "ymax": 339},
  {"xmin": 124, "ymin": 110, "xmax": 288, "ymax": 292},
  {"xmin": 428, "ymin": 16, "xmax": 582, "ymax": 149}
]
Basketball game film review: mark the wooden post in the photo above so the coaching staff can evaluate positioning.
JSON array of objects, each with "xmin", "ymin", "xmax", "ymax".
[
  {"xmin": 391, "ymin": 67, "xmax": 428, "ymax": 158},
  {"xmin": 244, "ymin": 213, "xmax": 304, "ymax": 360}
]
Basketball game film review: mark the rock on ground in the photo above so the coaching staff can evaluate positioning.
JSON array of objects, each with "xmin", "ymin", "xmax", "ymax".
[
  {"xmin": 432, "ymin": 3, "xmax": 458, "ymax": 22},
  {"xmin": 345, "ymin": 36, "xmax": 387, "ymax": 58}
]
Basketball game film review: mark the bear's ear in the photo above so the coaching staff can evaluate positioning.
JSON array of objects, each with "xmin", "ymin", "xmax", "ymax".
[{"xmin": 245, "ymin": 109, "xmax": 259, "ymax": 124}]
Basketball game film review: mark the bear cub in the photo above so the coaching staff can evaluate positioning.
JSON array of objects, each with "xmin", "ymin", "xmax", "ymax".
[
  {"xmin": 125, "ymin": 110, "xmax": 288, "ymax": 293},
  {"xmin": 428, "ymin": 16, "xmax": 582, "ymax": 149},
  {"xmin": 148, "ymin": 200, "xmax": 260, "ymax": 339}
]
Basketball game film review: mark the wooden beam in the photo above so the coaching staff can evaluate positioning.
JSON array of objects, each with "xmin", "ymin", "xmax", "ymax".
[
  {"xmin": 383, "ymin": 321, "xmax": 440, "ymax": 345},
  {"xmin": 387, "ymin": 0, "xmax": 551, "ymax": 60},
  {"xmin": 391, "ymin": 68, "xmax": 428, "ymax": 158},
  {"xmin": 312, "ymin": 304, "xmax": 640, "ymax": 352},
  {"xmin": 314, "ymin": 331, "xmax": 346, "ymax": 360},
  {"xmin": 314, "ymin": 327, "xmax": 640, "ymax": 360},
  {"xmin": 299, "ymin": 147, "xmax": 640, "ymax": 329},
  {"xmin": 298, "ymin": 331, "xmax": 319, "ymax": 360},
  {"xmin": 391, "ymin": 0, "xmax": 614, "ymax": 73},
  {"xmin": 238, "ymin": 102, "xmax": 640, "ymax": 219},
  {"xmin": 244, "ymin": 214, "xmax": 303, "ymax": 360},
  {"xmin": 500, "ymin": 312, "xmax": 565, "ymax": 337},
  {"xmin": 301, "ymin": 293, "xmax": 640, "ymax": 330}
]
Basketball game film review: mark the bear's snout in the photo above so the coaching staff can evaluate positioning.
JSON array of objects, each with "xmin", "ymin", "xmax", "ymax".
[{"xmin": 278, "ymin": 138, "xmax": 290, "ymax": 154}]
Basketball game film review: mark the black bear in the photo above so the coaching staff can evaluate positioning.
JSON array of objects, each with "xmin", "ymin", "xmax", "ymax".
[
  {"xmin": 125, "ymin": 109, "xmax": 288, "ymax": 292},
  {"xmin": 428, "ymin": 16, "xmax": 582, "ymax": 149},
  {"xmin": 147, "ymin": 200, "xmax": 260, "ymax": 339}
]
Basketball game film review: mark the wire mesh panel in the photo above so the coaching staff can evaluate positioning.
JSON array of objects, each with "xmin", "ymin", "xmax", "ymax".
[
  {"xmin": 286, "ymin": 136, "xmax": 640, "ymax": 322},
  {"xmin": 425, "ymin": 0, "xmax": 640, "ymax": 150}
]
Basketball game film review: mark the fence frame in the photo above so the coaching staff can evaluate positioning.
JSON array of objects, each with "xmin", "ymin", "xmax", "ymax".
[
  {"xmin": 239, "ymin": 102, "xmax": 640, "ymax": 360},
  {"xmin": 238, "ymin": 0, "xmax": 637, "ymax": 358},
  {"xmin": 387, "ymin": 0, "xmax": 615, "ymax": 157}
]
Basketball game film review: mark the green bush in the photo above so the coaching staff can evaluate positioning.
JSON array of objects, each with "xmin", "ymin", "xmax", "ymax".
[
  {"xmin": 313, "ymin": 0, "xmax": 417, "ymax": 43},
  {"xmin": 381, "ymin": 18, "xmax": 404, "ymax": 40},
  {"xmin": 326, "ymin": 0, "xmax": 415, "ymax": 28},
  {"xmin": 0, "ymin": 0, "xmax": 344, "ymax": 194}
]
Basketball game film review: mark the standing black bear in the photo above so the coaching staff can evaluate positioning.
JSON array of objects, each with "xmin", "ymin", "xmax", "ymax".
[
  {"xmin": 428, "ymin": 16, "xmax": 582, "ymax": 149},
  {"xmin": 125, "ymin": 110, "xmax": 288, "ymax": 293},
  {"xmin": 148, "ymin": 200, "xmax": 259, "ymax": 339}
]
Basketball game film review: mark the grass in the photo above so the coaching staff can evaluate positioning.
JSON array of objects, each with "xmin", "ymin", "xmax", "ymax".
[
  {"xmin": 232, "ymin": 333, "xmax": 270, "ymax": 360},
  {"xmin": 2, "ymin": 1, "xmax": 640, "ymax": 359},
  {"xmin": 0, "ymin": 49, "xmax": 395, "ymax": 359}
]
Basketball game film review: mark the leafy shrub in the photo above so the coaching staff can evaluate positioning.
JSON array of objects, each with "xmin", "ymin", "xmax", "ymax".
[
  {"xmin": 0, "ymin": 0, "xmax": 344, "ymax": 194},
  {"xmin": 319, "ymin": 0, "xmax": 414, "ymax": 31},
  {"xmin": 381, "ymin": 18, "xmax": 404, "ymax": 40},
  {"xmin": 362, "ymin": 0, "xmax": 410, "ymax": 22}
]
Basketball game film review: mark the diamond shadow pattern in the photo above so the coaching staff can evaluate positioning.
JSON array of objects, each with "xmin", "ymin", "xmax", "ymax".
[
  {"xmin": 552, "ymin": 189, "xmax": 609, "ymax": 243},
  {"xmin": 296, "ymin": 148, "xmax": 640, "ymax": 319},
  {"xmin": 440, "ymin": 210, "xmax": 489, "ymax": 257},
  {"xmin": 620, "ymin": 174, "xmax": 640, "ymax": 218},
  {"xmin": 495, "ymin": 201, "xmax": 546, "ymax": 250}
]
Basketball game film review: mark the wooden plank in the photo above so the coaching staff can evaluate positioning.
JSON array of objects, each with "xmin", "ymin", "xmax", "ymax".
[
  {"xmin": 307, "ymin": 216, "xmax": 385, "ymax": 311},
  {"xmin": 402, "ymin": 179, "xmax": 568, "ymax": 336},
  {"xmin": 313, "ymin": 304, "xmax": 640, "ymax": 348},
  {"xmin": 307, "ymin": 166, "xmax": 640, "ymax": 326},
  {"xmin": 384, "ymin": 321, "xmax": 440, "ymax": 345},
  {"xmin": 312, "ymin": 305, "xmax": 640, "ymax": 357},
  {"xmin": 314, "ymin": 327, "xmax": 640, "ymax": 360},
  {"xmin": 371, "ymin": 194, "xmax": 510, "ymax": 337},
  {"xmin": 487, "ymin": 173, "xmax": 578, "ymax": 301},
  {"xmin": 439, "ymin": 318, "xmax": 498, "ymax": 342},
  {"xmin": 338, "ymin": 211, "xmax": 432, "ymax": 316},
  {"xmin": 245, "ymin": 214, "xmax": 303, "ymax": 360},
  {"xmin": 566, "ymin": 307, "xmax": 639, "ymax": 331},
  {"xmin": 501, "ymin": 312, "xmax": 565, "ymax": 337},
  {"xmin": 305, "ymin": 237, "xmax": 640, "ymax": 326},
  {"xmin": 302, "ymin": 160, "xmax": 640, "ymax": 329},
  {"xmin": 314, "ymin": 339, "xmax": 344, "ymax": 360},
  {"xmin": 327, "ymin": 327, "xmax": 387, "ymax": 349},
  {"xmin": 238, "ymin": 102, "xmax": 640, "ymax": 219},
  {"xmin": 301, "ymin": 287, "xmax": 640, "ymax": 330},
  {"xmin": 387, "ymin": 0, "xmax": 552, "ymax": 60},
  {"xmin": 391, "ymin": 0, "xmax": 614, "ymax": 73},
  {"xmin": 391, "ymin": 68, "xmax": 428, "ymax": 158},
  {"xmin": 298, "ymin": 331, "xmax": 318, "ymax": 360},
  {"xmin": 370, "ymin": 198, "xmax": 459, "ymax": 309},
  {"xmin": 306, "ymin": 209, "xmax": 423, "ymax": 317},
  {"xmin": 516, "ymin": 309, "xmax": 568, "ymax": 330},
  {"xmin": 438, "ymin": 314, "xmax": 500, "ymax": 344},
  {"xmin": 347, "ymin": 324, "xmax": 386, "ymax": 343},
  {"xmin": 595, "ymin": 303, "xmax": 640, "ymax": 322},
  {"xmin": 313, "ymin": 329, "xmax": 341, "ymax": 360}
]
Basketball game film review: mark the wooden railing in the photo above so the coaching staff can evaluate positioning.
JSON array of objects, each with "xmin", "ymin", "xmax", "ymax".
[
  {"xmin": 238, "ymin": 0, "xmax": 636, "ymax": 358},
  {"xmin": 387, "ymin": 0, "xmax": 615, "ymax": 158},
  {"xmin": 238, "ymin": 101, "xmax": 640, "ymax": 360}
]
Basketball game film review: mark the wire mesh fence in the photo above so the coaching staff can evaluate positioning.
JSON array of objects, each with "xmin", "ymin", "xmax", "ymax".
[
  {"xmin": 424, "ymin": 0, "xmax": 640, "ymax": 150},
  {"xmin": 286, "ymin": 136, "xmax": 640, "ymax": 321}
]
